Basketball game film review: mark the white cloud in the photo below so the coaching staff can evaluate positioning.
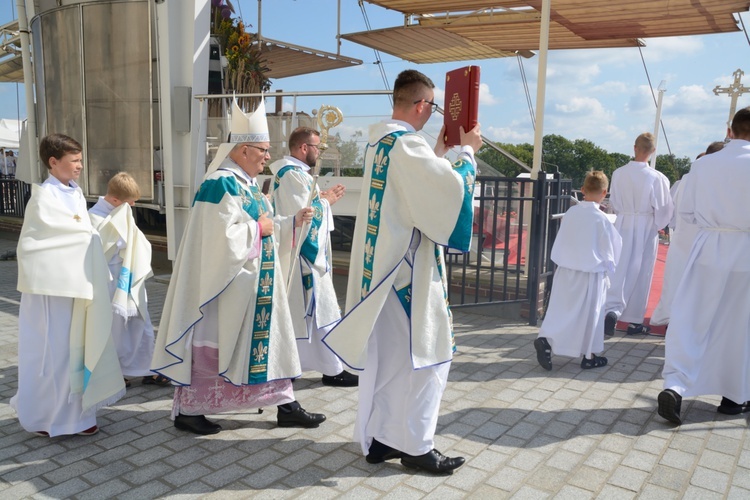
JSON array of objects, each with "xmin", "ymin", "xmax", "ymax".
[
  {"xmin": 485, "ymin": 125, "xmax": 533, "ymax": 143},
  {"xmin": 590, "ymin": 81, "xmax": 629, "ymax": 94},
  {"xmin": 478, "ymin": 83, "xmax": 498, "ymax": 105},
  {"xmin": 434, "ymin": 87, "xmax": 445, "ymax": 105},
  {"xmin": 553, "ymin": 96, "xmax": 613, "ymax": 121},
  {"xmin": 640, "ymin": 36, "xmax": 705, "ymax": 62},
  {"xmin": 625, "ymin": 85, "xmax": 656, "ymax": 113},
  {"xmin": 547, "ymin": 61, "xmax": 601, "ymax": 86},
  {"xmin": 329, "ymin": 123, "xmax": 366, "ymax": 141}
]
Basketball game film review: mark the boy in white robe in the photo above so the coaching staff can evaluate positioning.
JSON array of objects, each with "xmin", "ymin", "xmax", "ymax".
[
  {"xmin": 269, "ymin": 126, "xmax": 357, "ymax": 387},
  {"xmin": 657, "ymin": 108, "xmax": 750, "ymax": 425},
  {"xmin": 89, "ymin": 172, "xmax": 167, "ymax": 387},
  {"xmin": 535, "ymin": 171, "xmax": 622, "ymax": 370},
  {"xmin": 323, "ymin": 70, "xmax": 482, "ymax": 475},
  {"xmin": 604, "ymin": 132, "xmax": 673, "ymax": 336},
  {"xmin": 12, "ymin": 133, "xmax": 124, "ymax": 437}
]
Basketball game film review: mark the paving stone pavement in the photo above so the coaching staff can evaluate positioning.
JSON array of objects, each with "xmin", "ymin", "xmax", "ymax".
[{"xmin": 0, "ymin": 233, "xmax": 748, "ymax": 499}]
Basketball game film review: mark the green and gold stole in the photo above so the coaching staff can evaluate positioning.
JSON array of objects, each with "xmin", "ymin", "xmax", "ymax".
[
  {"xmin": 242, "ymin": 181, "xmax": 276, "ymax": 384},
  {"xmin": 273, "ymin": 165, "xmax": 324, "ymax": 273}
]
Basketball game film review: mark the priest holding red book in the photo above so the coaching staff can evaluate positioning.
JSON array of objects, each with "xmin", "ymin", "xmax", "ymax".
[{"xmin": 324, "ymin": 69, "xmax": 482, "ymax": 475}]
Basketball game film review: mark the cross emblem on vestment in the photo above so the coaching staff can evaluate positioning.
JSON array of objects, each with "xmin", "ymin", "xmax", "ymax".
[{"xmin": 713, "ymin": 68, "xmax": 750, "ymax": 128}]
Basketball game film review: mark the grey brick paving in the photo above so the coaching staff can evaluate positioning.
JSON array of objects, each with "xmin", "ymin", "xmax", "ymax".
[{"xmin": 0, "ymin": 233, "xmax": 748, "ymax": 498}]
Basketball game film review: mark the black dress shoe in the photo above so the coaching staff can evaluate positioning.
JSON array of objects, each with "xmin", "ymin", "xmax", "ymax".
[
  {"xmin": 657, "ymin": 389, "xmax": 682, "ymax": 425},
  {"xmin": 174, "ymin": 414, "xmax": 222, "ymax": 435},
  {"xmin": 277, "ymin": 407, "xmax": 327, "ymax": 428},
  {"xmin": 717, "ymin": 397, "xmax": 750, "ymax": 415},
  {"xmin": 401, "ymin": 449, "xmax": 465, "ymax": 474},
  {"xmin": 604, "ymin": 312, "xmax": 617, "ymax": 337},
  {"xmin": 322, "ymin": 370, "xmax": 359, "ymax": 387},
  {"xmin": 366, "ymin": 439, "xmax": 403, "ymax": 464},
  {"xmin": 626, "ymin": 323, "xmax": 650, "ymax": 335}
]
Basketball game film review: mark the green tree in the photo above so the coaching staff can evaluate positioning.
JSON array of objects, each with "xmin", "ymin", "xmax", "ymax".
[
  {"xmin": 570, "ymin": 139, "xmax": 616, "ymax": 188},
  {"xmin": 476, "ymin": 142, "xmax": 533, "ymax": 177},
  {"xmin": 654, "ymin": 154, "xmax": 681, "ymax": 184},
  {"xmin": 476, "ymin": 134, "xmax": 692, "ymax": 187},
  {"xmin": 609, "ymin": 152, "xmax": 631, "ymax": 171},
  {"xmin": 542, "ymin": 134, "xmax": 576, "ymax": 182},
  {"xmin": 334, "ymin": 131, "xmax": 365, "ymax": 177}
]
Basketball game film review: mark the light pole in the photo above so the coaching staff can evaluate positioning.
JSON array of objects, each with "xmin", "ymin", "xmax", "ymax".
[{"xmin": 651, "ymin": 80, "xmax": 667, "ymax": 169}]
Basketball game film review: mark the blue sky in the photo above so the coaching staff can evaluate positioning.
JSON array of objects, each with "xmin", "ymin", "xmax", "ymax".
[{"xmin": 2, "ymin": 1, "xmax": 750, "ymax": 158}]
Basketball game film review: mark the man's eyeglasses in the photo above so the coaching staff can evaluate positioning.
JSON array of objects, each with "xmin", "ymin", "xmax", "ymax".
[
  {"xmin": 306, "ymin": 143, "xmax": 321, "ymax": 150},
  {"xmin": 246, "ymin": 144, "xmax": 271, "ymax": 155},
  {"xmin": 414, "ymin": 99, "xmax": 438, "ymax": 113}
]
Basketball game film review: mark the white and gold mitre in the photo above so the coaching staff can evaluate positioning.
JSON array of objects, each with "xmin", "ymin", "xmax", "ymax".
[
  {"xmin": 207, "ymin": 97, "xmax": 269, "ymax": 175},
  {"xmin": 230, "ymin": 98, "xmax": 269, "ymax": 143}
]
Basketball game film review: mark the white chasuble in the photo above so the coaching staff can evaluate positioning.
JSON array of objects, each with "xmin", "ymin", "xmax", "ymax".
[
  {"xmin": 152, "ymin": 161, "xmax": 301, "ymax": 388},
  {"xmin": 323, "ymin": 121, "xmax": 476, "ymax": 370},
  {"xmin": 270, "ymin": 156, "xmax": 343, "ymax": 375}
]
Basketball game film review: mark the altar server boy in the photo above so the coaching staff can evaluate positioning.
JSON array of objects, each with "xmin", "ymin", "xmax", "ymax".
[
  {"xmin": 12, "ymin": 134, "xmax": 124, "ymax": 437},
  {"xmin": 534, "ymin": 171, "xmax": 622, "ymax": 370},
  {"xmin": 89, "ymin": 172, "xmax": 167, "ymax": 386}
]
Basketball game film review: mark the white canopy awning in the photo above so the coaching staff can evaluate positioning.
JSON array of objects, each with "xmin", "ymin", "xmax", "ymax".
[{"xmin": 0, "ymin": 118, "xmax": 22, "ymax": 149}]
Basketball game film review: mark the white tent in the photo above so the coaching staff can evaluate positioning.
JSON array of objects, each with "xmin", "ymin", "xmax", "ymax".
[{"xmin": 0, "ymin": 118, "xmax": 21, "ymax": 149}]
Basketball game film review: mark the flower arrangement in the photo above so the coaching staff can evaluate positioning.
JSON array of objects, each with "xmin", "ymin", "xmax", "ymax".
[{"xmin": 210, "ymin": 0, "xmax": 271, "ymax": 114}]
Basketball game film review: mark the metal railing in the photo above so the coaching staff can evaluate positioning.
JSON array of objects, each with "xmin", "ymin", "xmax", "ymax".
[
  {"xmin": 444, "ymin": 172, "xmax": 572, "ymax": 325},
  {"xmin": 0, "ymin": 176, "xmax": 30, "ymax": 217}
]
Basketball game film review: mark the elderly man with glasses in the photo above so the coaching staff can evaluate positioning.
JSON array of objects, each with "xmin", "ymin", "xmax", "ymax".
[{"xmin": 153, "ymin": 100, "xmax": 326, "ymax": 435}]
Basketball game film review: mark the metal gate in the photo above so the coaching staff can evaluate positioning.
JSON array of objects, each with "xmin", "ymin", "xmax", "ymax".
[{"xmin": 444, "ymin": 172, "xmax": 572, "ymax": 325}]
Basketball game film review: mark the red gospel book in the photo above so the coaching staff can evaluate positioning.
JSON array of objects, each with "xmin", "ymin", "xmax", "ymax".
[{"xmin": 443, "ymin": 65, "xmax": 480, "ymax": 147}]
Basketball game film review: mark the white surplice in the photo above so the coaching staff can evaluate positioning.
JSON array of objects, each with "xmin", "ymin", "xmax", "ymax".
[
  {"xmin": 269, "ymin": 156, "xmax": 344, "ymax": 376},
  {"xmin": 604, "ymin": 161, "xmax": 673, "ymax": 323},
  {"xmin": 12, "ymin": 177, "xmax": 124, "ymax": 436},
  {"xmin": 662, "ymin": 139, "xmax": 750, "ymax": 402},
  {"xmin": 89, "ymin": 198, "xmax": 155, "ymax": 377},
  {"xmin": 324, "ymin": 120, "xmax": 476, "ymax": 456},
  {"xmin": 650, "ymin": 174, "xmax": 700, "ymax": 326},
  {"xmin": 539, "ymin": 202, "xmax": 622, "ymax": 358}
]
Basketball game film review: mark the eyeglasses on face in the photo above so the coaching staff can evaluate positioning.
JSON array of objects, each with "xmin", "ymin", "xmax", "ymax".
[
  {"xmin": 306, "ymin": 143, "xmax": 321, "ymax": 150},
  {"xmin": 246, "ymin": 144, "xmax": 271, "ymax": 155},
  {"xmin": 413, "ymin": 99, "xmax": 438, "ymax": 113}
]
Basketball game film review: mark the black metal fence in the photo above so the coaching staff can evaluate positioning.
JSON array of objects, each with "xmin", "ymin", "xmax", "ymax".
[
  {"xmin": 0, "ymin": 176, "xmax": 30, "ymax": 217},
  {"xmin": 444, "ymin": 172, "xmax": 572, "ymax": 325}
]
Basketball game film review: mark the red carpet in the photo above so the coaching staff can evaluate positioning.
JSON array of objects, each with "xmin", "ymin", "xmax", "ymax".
[{"xmin": 616, "ymin": 242, "xmax": 668, "ymax": 336}]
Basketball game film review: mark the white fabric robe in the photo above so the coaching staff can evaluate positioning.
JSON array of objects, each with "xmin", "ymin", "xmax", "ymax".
[
  {"xmin": 540, "ymin": 202, "xmax": 622, "ymax": 358},
  {"xmin": 12, "ymin": 177, "xmax": 124, "ymax": 436},
  {"xmin": 152, "ymin": 161, "xmax": 301, "ymax": 414},
  {"xmin": 604, "ymin": 161, "xmax": 673, "ymax": 323},
  {"xmin": 650, "ymin": 174, "xmax": 700, "ymax": 326},
  {"xmin": 323, "ymin": 120, "xmax": 476, "ymax": 456},
  {"xmin": 90, "ymin": 198, "xmax": 155, "ymax": 377},
  {"xmin": 269, "ymin": 156, "xmax": 343, "ymax": 376},
  {"xmin": 662, "ymin": 139, "xmax": 750, "ymax": 403}
]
